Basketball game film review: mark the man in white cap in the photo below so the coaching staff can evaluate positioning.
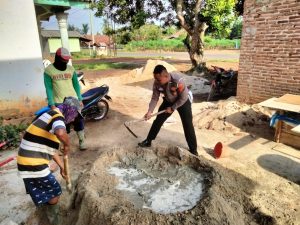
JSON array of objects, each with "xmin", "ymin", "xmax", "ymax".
[{"xmin": 43, "ymin": 47, "xmax": 87, "ymax": 150}]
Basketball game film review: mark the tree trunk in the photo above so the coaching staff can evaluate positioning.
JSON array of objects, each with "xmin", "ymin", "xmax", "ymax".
[
  {"xmin": 176, "ymin": 0, "xmax": 208, "ymax": 70},
  {"xmin": 186, "ymin": 22, "xmax": 208, "ymax": 69}
]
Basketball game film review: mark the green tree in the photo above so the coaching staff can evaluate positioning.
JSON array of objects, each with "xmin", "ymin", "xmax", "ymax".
[
  {"xmin": 102, "ymin": 18, "xmax": 114, "ymax": 36},
  {"xmin": 68, "ymin": 24, "xmax": 81, "ymax": 33},
  {"xmin": 132, "ymin": 24, "xmax": 162, "ymax": 41},
  {"xmin": 94, "ymin": 0, "xmax": 239, "ymax": 69},
  {"xmin": 82, "ymin": 23, "xmax": 89, "ymax": 34},
  {"xmin": 116, "ymin": 29, "xmax": 132, "ymax": 44},
  {"xmin": 235, "ymin": 0, "xmax": 245, "ymax": 15},
  {"xmin": 166, "ymin": 0, "xmax": 236, "ymax": 68},
  {"xmin": 229, "ymin": 17, "xmax": 243, "ymax": 39},
  {"xmin": 162, "ymin": 26, "xmax": 178, "ymax": 36},
  {"xmin": 202, "ymin": 0, "xmax": 236, "ymax": 38},
  {"xmin": 68, "ymin": 24, "xmax": 76, "ymax": 31},
  {"xmin": 94, "ymin": 0, "xmax": 164, "ymax": 29}
]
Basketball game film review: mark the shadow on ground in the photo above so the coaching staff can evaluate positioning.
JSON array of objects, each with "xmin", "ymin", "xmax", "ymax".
[
  {"xmin": 257, "ymin": 154, "xmax": 300, "ymax": 185},
  {"xmin": 225, "ymin": 108, "xmax": 274, "ymax": 140}
]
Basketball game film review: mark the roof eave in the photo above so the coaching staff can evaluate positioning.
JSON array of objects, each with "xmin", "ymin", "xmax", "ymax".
[{"xmin": 34, "ymin": 0, "xmax": 91, "ymax": 9}]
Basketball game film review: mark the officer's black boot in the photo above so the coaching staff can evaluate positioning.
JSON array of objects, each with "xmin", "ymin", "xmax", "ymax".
[{"xmin": 138, "ymin": 139, "xmax": 152, "ymax": 147}]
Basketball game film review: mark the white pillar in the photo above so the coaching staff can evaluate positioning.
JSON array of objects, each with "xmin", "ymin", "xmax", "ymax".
[
  {"xmin": 36, "ymin": 18, "xmax": 44, "ymax": 57},
  {"xmin": 56, "ymin": 12, "xmax": 70, "ymax": 50}
]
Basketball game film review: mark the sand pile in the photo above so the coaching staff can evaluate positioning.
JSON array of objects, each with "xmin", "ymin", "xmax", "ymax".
[
  {"xmin": 60, "ymin": 147, "xmax": 275, "ymax": 225},
  {"xmin": 135, "ymin": 60, "xmax": 210, "ymax": 95},
  {"xmin": 193, "ymin": 97, "xmax": 273, "ymax": 138},
  {"xmin": 82, "ymin": 60, "xmax": 210, "ymax": 96}
]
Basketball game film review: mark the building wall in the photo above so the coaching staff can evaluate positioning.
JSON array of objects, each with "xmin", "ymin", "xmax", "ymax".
[
  {"xmin": 48, "ymin": 38, "xmax": 81, "ymax": 53},
  {"xmin": 237, "ymin": 0, "xmax": 300, "ymax": 103},
  {"xmin": 0, "ymin": 1, "xmax": 46, "ymax": 118}
]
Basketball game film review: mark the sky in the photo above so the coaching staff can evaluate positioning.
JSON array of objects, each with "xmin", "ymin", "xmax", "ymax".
[{"xmin": 41, "ymin": 8, "xmax": 104, "ymax": 34}]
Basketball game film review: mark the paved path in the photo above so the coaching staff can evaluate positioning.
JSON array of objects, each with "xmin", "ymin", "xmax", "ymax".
[
  {"xmin": 116, "ymin": 50, "xmax": 240, "ymax": 61},
  {"xmin": 73, "ymin": 50, "xmax": 240, "ymax": 65}
]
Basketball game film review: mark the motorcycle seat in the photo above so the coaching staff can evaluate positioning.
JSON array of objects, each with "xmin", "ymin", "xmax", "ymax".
[
  {"xmin": 82, "ymin": 85, "xmax": 108, "ymax": 103},
  {"xmin": 221, "ymin": 73, "xmax": 234, "ymax": 79}
]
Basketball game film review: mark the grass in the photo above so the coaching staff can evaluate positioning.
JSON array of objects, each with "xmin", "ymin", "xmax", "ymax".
[
  {"xmin": 204, "ymin": 37, "xmax": 240, "ymax": 49},
  {"xmin": 124, "ymin": 38, "xmax": 241, "ymax": 51},
  {"xmin": 72, "ymin": 49, "xmax": 97, "ymax": 59},
  {"xmin": 125, "ymin": 39, "xmax": 186, "ymax": 51},
  {"xmin": 73, "ymin": 62, "xmax": 138, "ymax": 71}
]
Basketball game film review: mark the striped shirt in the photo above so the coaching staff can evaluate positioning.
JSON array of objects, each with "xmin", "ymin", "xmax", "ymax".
[{"xmin": 17, "ymin": 109, "xmax": 65, "ymax": 179}]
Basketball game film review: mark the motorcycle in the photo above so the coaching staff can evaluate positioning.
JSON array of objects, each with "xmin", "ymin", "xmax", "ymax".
[
  {"xmin": 205, "ymin": 66, "xmax": 236, "ymax": 101},
  {"xmin": 81, "ymin": 84, "xmax": 111, "ymax": 120}
]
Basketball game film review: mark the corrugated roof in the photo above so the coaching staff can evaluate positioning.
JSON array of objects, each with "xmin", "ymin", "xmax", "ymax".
[
  {"xmin": 84, "ymin": 34, "xmax": 112, "ymax": 45},
  {"xmin": 41, "ymin": 30, "xmax": 83, "ymax": 38}
]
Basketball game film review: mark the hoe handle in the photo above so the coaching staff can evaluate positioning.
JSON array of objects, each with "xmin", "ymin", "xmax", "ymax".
[{"xmin": 63, "ymin": 155, "xmax": 72, "ymax": 193}]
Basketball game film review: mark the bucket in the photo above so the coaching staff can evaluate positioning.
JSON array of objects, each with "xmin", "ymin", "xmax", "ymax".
[{"xmin": 214, "ymin": 142, "xmax": 230, "ymax": 159}]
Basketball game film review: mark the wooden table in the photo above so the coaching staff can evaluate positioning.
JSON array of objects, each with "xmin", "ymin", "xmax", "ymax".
[{"xmin": 259, "ymin": 94, "xmax": 300, "ymax": 148}]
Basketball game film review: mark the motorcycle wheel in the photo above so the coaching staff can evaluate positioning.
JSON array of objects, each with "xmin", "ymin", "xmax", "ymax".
[{"xmin": 93, "ymin": 99, "xmax": 109, "ymax": 120}]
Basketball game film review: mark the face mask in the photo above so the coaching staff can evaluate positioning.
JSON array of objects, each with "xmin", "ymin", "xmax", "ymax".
[{"xmin": 53, "ymin": 54, "xmax": 68, "ymax": 71}]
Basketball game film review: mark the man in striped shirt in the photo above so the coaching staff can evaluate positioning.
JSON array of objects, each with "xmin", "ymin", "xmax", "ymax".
[{"xmin": 17, "ymin": 97, "xmax": 82, "ymax": 224}]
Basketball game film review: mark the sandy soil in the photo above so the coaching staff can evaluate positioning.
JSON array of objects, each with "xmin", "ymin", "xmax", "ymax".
[{"xmin": 0, "ymin": 59, "xmax": 300, "ymax": 225}]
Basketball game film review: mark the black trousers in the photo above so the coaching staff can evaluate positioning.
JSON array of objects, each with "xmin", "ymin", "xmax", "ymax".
[
  {"xmin": 66, "ymin": 115, "xmax": 84, "ymax": 133},
  {"xmin": 146, "ymin": 99, "xmax": 197, "ymax": 153}
]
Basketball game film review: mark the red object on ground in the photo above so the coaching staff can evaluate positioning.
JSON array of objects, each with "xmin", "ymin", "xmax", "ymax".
[
  {"xmin": 214, "ymin": 142, "xmax": 223, "ymax": 159},
  {"xmin": 0, "ymin": 138, "xmax": 15, "ymax": 149},
  {"xmin": 0, "ymin": 141, "xmax": 8, "ymax": 148},
  {"xmin": 0, "ymin": 156, "xmax": 16, "ymax": 167}
]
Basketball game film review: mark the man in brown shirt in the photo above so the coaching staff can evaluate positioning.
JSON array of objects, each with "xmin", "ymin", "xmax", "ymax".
[{"xmin": 138, "ymin": 65, "xmax": 198, "ymax": 156}]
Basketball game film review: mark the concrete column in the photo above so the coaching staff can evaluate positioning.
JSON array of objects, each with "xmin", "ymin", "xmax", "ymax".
[
  {"xmin": 56, "ymin": 12, "xmax": 70, "ymax": 50},
  {"xmin": 36, "ymin": 18, "xmax": 44, "ymax": 57}
]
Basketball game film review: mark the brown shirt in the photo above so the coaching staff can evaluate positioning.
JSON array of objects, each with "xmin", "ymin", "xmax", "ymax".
[{"xmin": 148, "ymin": 71, "xmax": 189, "ymax": 112}]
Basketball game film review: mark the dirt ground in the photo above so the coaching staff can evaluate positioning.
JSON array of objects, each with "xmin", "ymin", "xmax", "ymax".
[{"xmin": 0, "ymin": 59, "xmax": 300, "ymax": 225}]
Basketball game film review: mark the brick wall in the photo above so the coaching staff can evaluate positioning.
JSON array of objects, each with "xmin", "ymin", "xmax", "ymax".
[{"xmin": 237, "ymin": 0, "xmax": 300, "ymax": 103}]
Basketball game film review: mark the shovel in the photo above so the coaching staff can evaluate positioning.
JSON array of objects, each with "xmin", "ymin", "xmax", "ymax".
[
  {"xmin": 63, "ymin": 155, "xmax": 72, "ymax": 193},
  {"xmin": 124, "ymin": 110, "xmax": 166, "ymax": 138}
]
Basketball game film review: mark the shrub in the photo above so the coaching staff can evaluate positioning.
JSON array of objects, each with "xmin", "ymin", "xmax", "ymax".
[
  {"xmin": 0, "ymin": 117, "xmax": 28, "ymax": 149},
  {"xmin": 124, "ymin": 37, "xmax": 240, "ymax": 51}
]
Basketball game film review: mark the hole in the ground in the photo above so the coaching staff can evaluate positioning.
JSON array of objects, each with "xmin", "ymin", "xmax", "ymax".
[
  {"xmin": 49, "ymin": 146, "xmax": 277, "ymax": 225},
  {"xmin": 107, "ymin": 160, "xmax": 205, "ymax": 214}
]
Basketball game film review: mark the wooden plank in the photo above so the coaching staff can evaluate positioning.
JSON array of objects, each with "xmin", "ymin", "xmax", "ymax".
[
  {"xmin": 291, "ymin": 125, "xmax": 300, "ymax": 134},
  {"xmin": 280, "ymin": 132, "xmax": 300, "ymax": 149},
  {"xmin": 276, "ymin": 94, "xmax": 300, "ymax": 105},
  {"xmin": 258, "ymin": 97, "xmax": 300, "ymax": 113},
  {"xmin": 274, "ymin": 119, "xmax": 283, "ymax": 142}
]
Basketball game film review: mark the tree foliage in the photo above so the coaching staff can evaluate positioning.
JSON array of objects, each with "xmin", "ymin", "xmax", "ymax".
[
  {"xmin": 116, "ymin": 28, "xmax": 132, "ymax": 44},
  {"xmin": 102, "ymin": 18, "xmax": 114, "ymax": 35},
  {"xmin": 68, "ymin": 24, "xmax": 81, "ymax": 33},
  {"xmin": 165, "ymin": 0, "xmax": 236, "ymax": 38},
  {"xmin": 93, "ymin": 0, "xmax": 242, "ymax": 68},
  {"xmin": 82, "ymin": 23, "xmax": 89, "ymax": 34},
  {"xmin": 229, "ymin": 17, "xmax": 243, "ymax": 39},
  {"xmin": 235, "ymin": 0, "xmax": 245, "ymax": 15},
  {"xmin": 94, "ymin": 0, "xmax": 164, "ymax": 29},
  {"xmin": 132, "ymin": 24, "xmax": 162, "ymax": 41}
]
